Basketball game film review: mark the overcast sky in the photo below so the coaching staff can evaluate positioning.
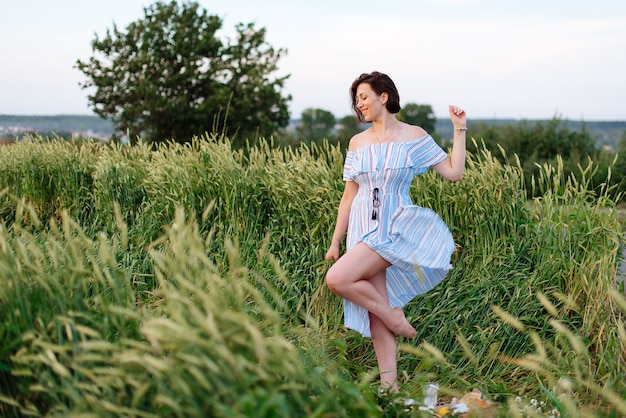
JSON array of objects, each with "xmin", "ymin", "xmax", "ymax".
[{"xmin": 2, "ymin": 0, "xmax": 625, "ymax": 121}]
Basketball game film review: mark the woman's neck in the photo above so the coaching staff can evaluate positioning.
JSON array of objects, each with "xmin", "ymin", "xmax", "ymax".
[
  {"xmin": 372, "ymin": 116, "xmax": 399, "ymax": 142},
  {"xmin": 372, "ymin": 113, "xmax": 397, "ymax": 129}
]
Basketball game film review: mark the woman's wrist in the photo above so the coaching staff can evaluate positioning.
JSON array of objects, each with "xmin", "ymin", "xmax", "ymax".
[{"xmin": 454, "ymin": 126, "xmax": 468, "ymax": 131}]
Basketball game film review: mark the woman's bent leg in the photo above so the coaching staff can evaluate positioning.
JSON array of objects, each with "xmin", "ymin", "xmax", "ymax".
[{"xmin": 326, "ymin": 242, "xmax": 416, "ymax": 338}]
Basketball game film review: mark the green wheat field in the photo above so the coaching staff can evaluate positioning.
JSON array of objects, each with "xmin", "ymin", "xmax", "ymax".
[{"xmin": 0, "ymin": 135, "xmax": 625, "ymax": 417}]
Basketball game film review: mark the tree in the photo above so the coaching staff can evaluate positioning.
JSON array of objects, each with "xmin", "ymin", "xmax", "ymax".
[
  {"xmin": 397, "ymin": 103, "xmax": 436, "ymax": 133},
  {"xmin": 76, "ymin": 1, "xmax": 290, "ymax": 146},
  {"xmin": 298, "ymin": 108, "xmax": 335, "ymax": 144},
  {"xmin": 336, "ymin": 115, "xmax": 362, "ymax": 149}
]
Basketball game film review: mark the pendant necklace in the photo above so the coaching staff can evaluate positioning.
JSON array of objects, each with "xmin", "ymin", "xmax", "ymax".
[{"xmin": 373, "ymin": 123, "xmax": 397, "ymax": 143}]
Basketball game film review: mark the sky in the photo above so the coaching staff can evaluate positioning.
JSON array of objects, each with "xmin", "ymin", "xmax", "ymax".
[{"xmin": 2, "ymin": 0, "xmax": 626, "ymax": 122}]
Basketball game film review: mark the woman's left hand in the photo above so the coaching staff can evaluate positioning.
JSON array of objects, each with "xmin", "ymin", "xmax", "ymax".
[{"xmin": 449, "ymin": 105, "xmax": 466, "ymax": 129}]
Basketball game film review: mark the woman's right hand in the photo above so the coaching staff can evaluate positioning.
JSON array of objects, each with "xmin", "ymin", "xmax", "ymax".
[{"xmin": 325, "ymin": 243, "xmax": 340, "ymax": 262}]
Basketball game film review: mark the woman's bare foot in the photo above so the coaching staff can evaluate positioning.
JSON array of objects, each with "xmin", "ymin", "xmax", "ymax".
[{"xmin": 387, "ymin": 308, "xmax": 416, "ymax": 338}]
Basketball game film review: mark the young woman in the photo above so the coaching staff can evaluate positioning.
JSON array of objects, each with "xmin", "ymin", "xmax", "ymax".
[{"xmin": 325, "ymin": 71, "xmax": 466, "ymax": 391}]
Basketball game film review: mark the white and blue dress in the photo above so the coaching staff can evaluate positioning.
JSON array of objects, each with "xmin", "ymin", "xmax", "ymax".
[{"xmin": 342, "ymin": 134, "xmax": 456, "ymax": 337}]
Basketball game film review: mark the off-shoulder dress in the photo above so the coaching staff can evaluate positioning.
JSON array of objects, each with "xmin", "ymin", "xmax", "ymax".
[{"xmin": 342, "ymin": 134, "xmax": 456, "ymax": 337}]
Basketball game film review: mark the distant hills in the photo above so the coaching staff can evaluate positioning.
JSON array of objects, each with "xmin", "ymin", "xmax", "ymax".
[
  {"xmin": 2, "ymin": 114, "xmax": 625, "ymax": 148},
  {"xmin": 0, "ymin": 115, "xmax": 115, "ymax": 139}
]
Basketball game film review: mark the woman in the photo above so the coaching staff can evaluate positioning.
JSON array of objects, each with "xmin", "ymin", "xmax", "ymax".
[{"xmin": 325, "ymin": 71, "xmax": 466, "ymax": 392}]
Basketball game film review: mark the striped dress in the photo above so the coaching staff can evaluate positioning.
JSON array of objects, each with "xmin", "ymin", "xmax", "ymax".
[{"xmin": 342, "ymin": 134, "xmax": 456, "ymax": 337}]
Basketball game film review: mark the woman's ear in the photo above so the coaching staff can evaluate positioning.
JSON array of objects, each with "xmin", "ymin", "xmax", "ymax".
[{"xmin": 380, "ymin": 92, "xmax": 388, "ymax": 105}]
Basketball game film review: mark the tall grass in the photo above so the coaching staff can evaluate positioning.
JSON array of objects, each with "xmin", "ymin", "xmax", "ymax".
[
  {"xmin": 0, "ymin": 135, "xmax": 624, "ymax": 416},
  {"xmin": 0, "ymin": 204, "xmax": 376, "ymax": 416},
  {"xmin": 0, "ymin": 138, "xmax": 96, "ymax": 226}
]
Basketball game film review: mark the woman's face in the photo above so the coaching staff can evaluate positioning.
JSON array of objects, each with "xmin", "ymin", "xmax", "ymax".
[{"xmin": 355, "ymin": 83, "xmax": 387, "ymax": 122}]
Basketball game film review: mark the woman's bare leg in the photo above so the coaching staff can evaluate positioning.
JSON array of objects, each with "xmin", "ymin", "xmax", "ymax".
[
  {"xmin": 326, "ymin": 242, "xmax": 416, "ymax": 338},
  {"xmin": 369, "ymin": 271, "xmax": 399, "ymax": 391}
]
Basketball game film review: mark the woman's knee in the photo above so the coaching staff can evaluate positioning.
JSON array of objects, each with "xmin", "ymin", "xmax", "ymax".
[{"xmin": 325, "ymin": 265, "xmax": 346, "ymax": 295}]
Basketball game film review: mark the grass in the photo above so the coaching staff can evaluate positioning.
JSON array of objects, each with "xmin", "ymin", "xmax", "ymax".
[{"xmin": 0, "ymin": 134, "xmax": 624, "ymax": 417}]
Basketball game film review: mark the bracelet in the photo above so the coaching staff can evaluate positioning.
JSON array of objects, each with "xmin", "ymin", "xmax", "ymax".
[{"xmin": 454, "ymin": 127, "xmax": 468, "ymax": 131}]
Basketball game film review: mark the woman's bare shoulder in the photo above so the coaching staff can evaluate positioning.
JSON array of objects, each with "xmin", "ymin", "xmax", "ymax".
[
  {"xmin": 401, "ymin": 123, "xmax": 429, "ymax": 140},
  {"xmin": 348, "ymin": 130, "xmax": 372, "ymax": 151}
]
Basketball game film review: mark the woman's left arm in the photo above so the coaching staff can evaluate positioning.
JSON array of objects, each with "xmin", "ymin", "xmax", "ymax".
[{"xmin": 433, "ymin": 105, "xmax": 466, "ymax": 181}]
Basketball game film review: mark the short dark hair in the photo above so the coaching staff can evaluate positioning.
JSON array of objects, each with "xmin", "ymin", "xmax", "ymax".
[{"xmin": 350, "ymin": 71, "xmax": 401, "ymax": 123}]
